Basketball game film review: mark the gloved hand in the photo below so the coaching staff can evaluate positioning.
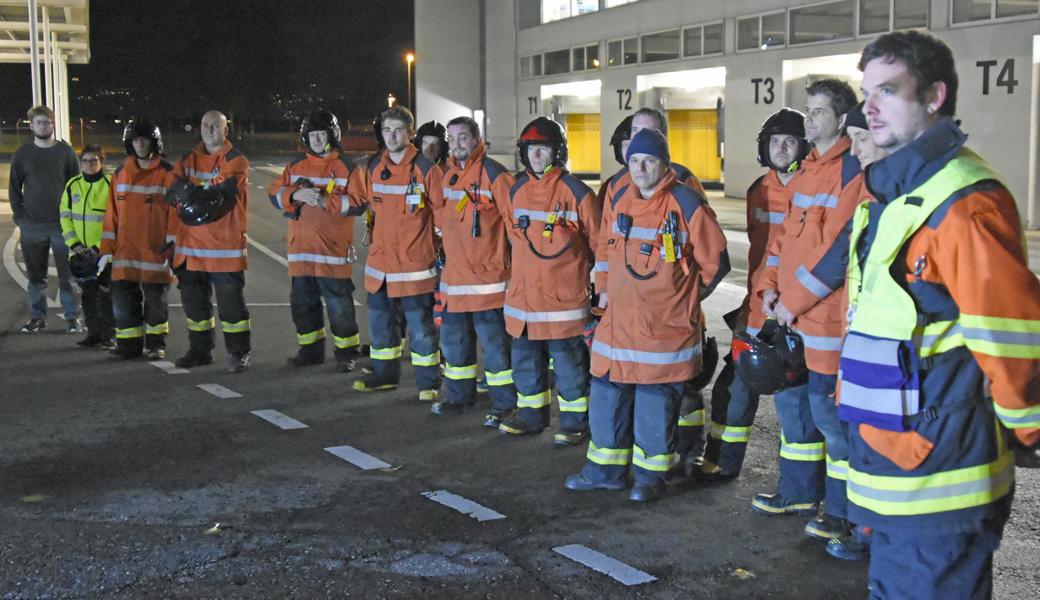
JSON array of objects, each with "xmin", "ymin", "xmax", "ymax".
[
  {"xmin": 72, "ymin": 244, "xmax": 90, "ymax": 256},
  {"xmin": 292, "ymin": 187, "xmax": 323, "ymax": 207},
  {"xmin": 97, "ymin": 253, "xmax": 112, "ymax": 275}
]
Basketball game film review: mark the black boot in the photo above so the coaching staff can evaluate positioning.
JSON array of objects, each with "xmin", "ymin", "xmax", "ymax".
[{"xmin": 288, "ymin": 343, "xmax": 325, "ymax": 367}]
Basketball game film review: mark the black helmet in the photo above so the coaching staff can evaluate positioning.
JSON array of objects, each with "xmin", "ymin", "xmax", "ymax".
[
  {"xmin": 609, "ymin": 115, "xmax": 634, "ymax": 166},
  {"xmin": 732, "ymin": 321, "xmax": 807, "ymax": 395},
  {"xmin": 372, "ymin": 115, "xmax": 385, "ymax": 150},
  {"xmin": 171, "ymin": 177, "xmax": 238, "ymax": 226},
  {"xmin": 756, "ymin": 108, "xmax": 809, "ymax": 170},
  {"xmin": 517, "ymin": 117, "xmax": 567, "ymax": 171},
  {"xmin": 122, "ymin": 118, "xmax": 162, "ymax": 158},
  {"xmin": 69, "ymin": 247, "xmax": 102, "ymax": 282},
  {"xmin": 687, "ymin": 333, "xmax": 719, "ymax": 391},
  {"xmin": 300, "ymin": 109, "xmax": 342, "ymax": 153},
  {"xmin": 412, "ymin": 120, "xmax": 448, "ymax": 162}
]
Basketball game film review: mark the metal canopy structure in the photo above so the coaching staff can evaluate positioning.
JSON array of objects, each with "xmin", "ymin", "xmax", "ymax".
[{"xmin": 0, "ymin": 0, "xmax": 90, "ymax": 142}]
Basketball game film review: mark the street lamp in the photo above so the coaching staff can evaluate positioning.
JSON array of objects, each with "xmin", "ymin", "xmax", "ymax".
[
  {"xmin": 387, "ymin": 93, "xmax": 396, "ymax": 108},
  {"xmin": 405, "ymin": 52, "xmax": 415, "ymax": 114}
]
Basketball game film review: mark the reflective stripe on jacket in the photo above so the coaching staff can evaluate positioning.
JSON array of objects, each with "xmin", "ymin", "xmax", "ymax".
[
  {"xmin": 59, "ymin": 173, "xmax": 110, "ymax": 250},
  {"xmin": 101, "ymin": 156, "xmax": 177, "ymax": 283}
]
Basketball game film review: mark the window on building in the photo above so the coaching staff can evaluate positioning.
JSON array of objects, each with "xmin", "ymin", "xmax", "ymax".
[
  {"xmin": 861, "ymin": 0, "xmax": 929, "ymax": 33},
  {"xmin": 683, "ymin": 26, "xmax": 702, "ymax": 57},
  {"xmin": 737, "ymin": 17, "xmax": 759, "ymax": 51},
  {"xmin": 894, "ymin": 0, "xmax": 929, "ymax": 29},
  {"xmin": 544, "ymin": 48, "xmax": 570, "ymax": 74},
  {"xmin": 572, "ymin": 43, "xmax": 600, "ymax": 71},
  {"xmin": 951, "ymin": 0, "xmax": 993, "ymax": 22},
  {"xmin": 608, "ymin": 36, "xmax": 639, "ymax": 66},
  {"xmin": 541, "ymin": 0, "xmax": 599, "ymax": 23},
  {"xmin": 605, "ymin": 0, "xmax": 639, "ymax": 6},
  {"xmin": 997, "ymin": 0, "xmax": 1039, "ymax": 18},
  {"xmin": 738, "ymin": 12, "xmax": 785, "ymax": 51},
  {"xmin": 641, "ymin": 29, "xmax": 680, "ymax": 63},
  {"xmin": 762, "ymin": 12, "xmax": 786, "ymax": 47},
  {"xmin": 860, "ymin": 0, "xmax": 890, "ymax": 33},
  {"xmin": 790, "ymin": 0, "xmax": 854, "ymax": 45},
  {"xmin": 703, "ymin": 22, "xmax": 724, "ymax": 54},
  {"xmin": 520, "ymin": 55, "xmax": 543, "ymax": 78}
]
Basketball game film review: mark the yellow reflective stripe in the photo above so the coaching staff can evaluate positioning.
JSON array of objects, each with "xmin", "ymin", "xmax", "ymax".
[
  {"xmin": 779, "ymin": 432, "xmax": 825, "ymax": 462},
  {"xmin": 516, "ymin": 390, "xmax": 550, "ymax": 409},
  {"xmin": 958, "ymin": 313, "xmax": 1040, "ymax": 359},
  {"xmin": 587, "ymin": 441, "xmax": 631, "ymax": 466},
  {"xmin": 411, "ymin": 350, "xmax": 441, "ymax": 367},
  {"xmin": 145, "ymin": 322, "xmax": 169, "ymax": 335},
  {"xmin": 632, "ymin": 445, "xmax": 678, "ymax": 472},
  {"xmin": 221, "ymin": 319, "xmax": 250, "ymax": 333},
  {"xmin": 445, "ymin": 363, "xmax": 478, "ymax": 380},
  {"xmin": 116, "ymin": 326, "xmax": 143, "ymax": 339},
  {"xmin": 709, "ymin": 422, "xmax": 725, "ymax": 439},
  {"xmin": 558, "ymin": 395, "xmax": 588, "ymax": 413},
  {"xmin": 549, "ymin": 357, "xmax": 555, "ymax": 370},
  {"xmin": 187, "ymin": 317, "xmax": 216, "ymax": 332},
  {"xmin": 993, "ymin": 402, "xmax": 1040, "ymax": 429},
  {"xmin": 826, "ymin": 455, "xmax": 849, "ymax": 481},
  {"xmin": 484, "ymin": 369, "xmax": 514, "ymax": 386},
  {"xmin": 333, "ymin": 333, "xmax": 360, "ymax": 349},
  {"xmin": 371, "ymin": 345, "xmax": 403, "ymax": 360},
  {"xmin": 678, "ymin": 409, "xmax": 705, "ymax": 427},
  {"xmin": 711, "ymin": 423, "xmax": 750, "ymax": 443},
  {"xmin": 915, "ymin": 320, "xmax": 965, "ymax": 357},
  {"xmin": 847, "ymin": 449, "xmax": 1014, "ymax": 516},
  {"xmin": 297, "ymin": 328, "xmax": 326, "ymax": 345}
]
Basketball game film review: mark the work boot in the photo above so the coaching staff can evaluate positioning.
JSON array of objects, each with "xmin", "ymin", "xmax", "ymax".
[
  {"xmin": 418, "ymin": 389, "xmax": 438, "ymax": 402},
  {"xmin": 19, "ymin": 318, "xmax": 46, "ymax": 333},
  {"xmin": 352, "ymin": 376, "xmax": 397, "ymax": 392},
  {"xmin": 692, "ymin": 459, "xmax": 737, "ymax": 483},
  {"xmin": 287, "ymin": 344, "xmax": 325, "ymax": 368},
  {"xmin": 629, "ymin": 484, "xmax": 665, "ymax": 503},
  {"xmin": 174, "ymin": 351, "xmax": 213, "ymax": 369},
  {"xmin": 66, "ymin": 317, "xmax": 84, "ymax": 334},
  {"xmin": 145, "ymin": 348, "xmax": 166, "ymax": 360},
  {"xmin": 475, "ymin": 377, "xmax": 488, "ymax": 393},
  {"xmin": 826, "ymin": 527, "xmax": 872, "ymax": 561},
  {"xmin": 228, "ymin": 352, "xmax": 250, "ymax": 374},
  {"xmin": 564, "ymin": 473, "xmax": 626, "ymax": 492},
  {"xmin": 431, "ymin": 400, "xmax": 472, "ymax": 415},
  {"xmin": 76, "ymin": 335, "xmax": 105, "ymax": 348},
  {"xmin": 751, "ymin": 492, "xmax": 820, "ymax": 516},
  {"xmin": 334, "ymin": 348, "xmax": 360, "ymax": 373},
  {"xmin": 553, "ymin": 428, "xmax": 587, "ymax": 447},
  {"xmin": 109, "ymin": 344, "xmax": 144, "ymax": 360},
  {"xmin": 483, "ymin": 409, "xmax": 512, "ymax": 429},
  {"xmin": 805, "ymin": 514, "xmax": 852, "ymax": 541},
  {"xmin": 498, "ymin": 416, "xmax": 545, "ymax": 436}
]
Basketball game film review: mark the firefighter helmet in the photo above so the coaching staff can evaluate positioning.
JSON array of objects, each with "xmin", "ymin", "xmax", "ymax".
[
  {"xmin": 172, "ymin": 177, "xmax": 239, "ymax": 226},
  {"xmin": 756, "ymin": 108, "xmax": 809, "ymax": 169},
  {"xmin": 609, "ymin": 115, "xmax": 634, "ymax": 166},
  {"xmin": 299, "ymin": 109, "xmax": 342, "ymax": 153},
  {"xmin": 412, "ymin": 120, "xmax": 448, "ymax": 162},
  {"xmin": 732, "ymin": 321, "xmax": 808, "ymax": 395},
  {"xmin": 69, "ymin": 247, "xmax": 102, "ymax": 283},
  {"xmin": 687, "ymin": 333, "xmax": 719, "ymax": 391},
  {"xmin": 122, "ymin": 118, "xmax": 163, "ymax": 158},
  {"xmin": 517, "ymin": 117, "xmax": 568, "ymax": 171}
]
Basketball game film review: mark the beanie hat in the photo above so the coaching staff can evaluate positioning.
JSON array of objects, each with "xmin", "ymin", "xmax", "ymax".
[
  {"xmin": 625, "ymin": 128, "xmax": 670, "ymax": 164},
  {"xmin": 845, "ymin": 101, "xmax": 868, "ymax": 130}
]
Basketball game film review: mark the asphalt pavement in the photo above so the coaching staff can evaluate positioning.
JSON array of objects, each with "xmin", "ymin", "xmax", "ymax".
[{"xmin": 0, "ymin": 158, "xmax": 1037, "ymax": 599}]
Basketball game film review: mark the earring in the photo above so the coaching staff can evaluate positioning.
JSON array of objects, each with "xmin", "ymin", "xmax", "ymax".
[{"xmin": 927, "ymin": 106, "xmax": 935, "ymax": 115}]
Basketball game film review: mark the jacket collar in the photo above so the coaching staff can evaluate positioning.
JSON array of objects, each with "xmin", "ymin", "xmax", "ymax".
[
  {"xmin": 446, "ymin": 142, "xmax": 486, "ymax": 179},
  {"xmin": 866, "ymin": 117, "xmax": 966, "ymax": 204},
  {"xmin": 526, "ymin": 165, "xmax": 564, "ymax": 187},
  {"xmin": 805, "ymin": 136, "xmax": 851, "ymax": 171},
  {"xmin": 380, "ymin": 144, "xmax": 418, "ymax": 170},
  {"xmin": 193, "ymin": 140, "xmax": 233, "ymax": 157}
]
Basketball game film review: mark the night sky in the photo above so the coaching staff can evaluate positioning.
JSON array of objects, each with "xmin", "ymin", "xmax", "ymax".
[{"xmin": 0, "ymin": 0, "xmax": 415, "ymax": 125}]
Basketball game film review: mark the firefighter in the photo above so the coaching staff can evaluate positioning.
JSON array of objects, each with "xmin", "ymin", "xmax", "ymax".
[
  {"xmin": 413, "ymin": 120, "xmax": 449, "ymax": 169},
  {"xmin": 494, "ymin": 116, "xmax": 601, "ymax": 446},
  {"xmin": 428, "ymin": 116, "xmax": 517, "ymax": 425},
  {"xmin": 170, "ymin": 110, "xmax": 252, "ymax": 373},
  {"xmin": 60, "ymin": 144, "xmax": 113, "ymax": 348},
  {"xmin": 345, "ymin": 106, "xmax": 443, "ymax": 400},
  {"xmin": 696, "ymin": 108, "xmax": 809, "ymax": 482},
  {"xmin": 565, "ymin": 128, "xmax": 729, "ymax": 501},
  {"xmin": 268, "ymin": 109, "xmax": 362, "ymax": 372},
  {"xmin": 99, "ymin": 119, "xmax": 178, "ymax": 360}
]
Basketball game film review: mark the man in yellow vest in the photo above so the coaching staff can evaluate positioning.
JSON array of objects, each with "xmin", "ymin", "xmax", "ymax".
[{"xmin": 811, "ymin": 31, "xmax": 1039, "ymax": 596}]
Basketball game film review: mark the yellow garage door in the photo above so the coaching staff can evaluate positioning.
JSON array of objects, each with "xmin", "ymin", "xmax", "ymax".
[
  {"xmin": 565, "ymin": 113, "xmax": 601, "ymax": 174},
  {"xmin": 668, "ymin": 109, "xmax": 722, "ymax": 182}
]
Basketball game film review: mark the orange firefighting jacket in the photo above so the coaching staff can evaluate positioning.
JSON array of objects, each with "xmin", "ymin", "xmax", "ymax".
[
  {"xmin": 742, "ymin": 169, "xmax": 797, "ymax": 332},
  {"xmin": 346, "ymin": 145, "xmax": 443, "ymax": 297},
  {"xmin": 756, "ymin": 137, "xmax": 865, "ymax": 374},
  {"xmin": 171, "ymin": 141, "xmax": 249, "ymax": 272},
  {"xmin": 100, "ymin": 156, "xmax": 178, "ymax": 284},
  {"xmin": 431, "ymin": 142, "xmax": 514, "ymax": 312},
  {"xmin": 497, "ymin": 166, "xmax": 601, "ymax": 340},
  {"xmin": 592, "ymin": 171, "xmax": 729, "ymax": 383},
  {"xmin": 268, "ymin": 150, "xmax": 357, "ymax": 279}
]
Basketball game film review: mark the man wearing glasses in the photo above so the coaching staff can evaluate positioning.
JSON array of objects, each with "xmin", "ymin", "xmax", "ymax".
[{"xmin": 9, "ymin": 106, "xmax": 82, "ymax": 333}]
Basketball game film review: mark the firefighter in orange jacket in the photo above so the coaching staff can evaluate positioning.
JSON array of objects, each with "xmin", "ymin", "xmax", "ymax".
[
  {"xmin": 413, "ymin": 120, "xmax": 448, "ymax": 170},
  {"xmin": 565, "ymin": 128, "xmax": 729, "ymax": 502},
  {"xmin": 428, "ymin": 116, "xmax": 518, "ymax": 425},
  {"xmin": 495, "ymin": 117, "xmax": 601, "ymax": 445},
  {"xmin": 269, "ymin": 109, "xmax": 362, "ymax": 373},
  {"xmin": 99, "ymin": 119, "xmax": 178, "ymax": 360},
  {"xmin": 753, "ymin": 79, "xmax": 862, "ymax": 535},
  {"xmin": 345, "ymin": 106, "xmax": 443, "ymax": 399},
  {"xmin": 697, "ymin": 108, "xmax": 809, "ymax": 482},
  {"xmin": 170, "ymin": 111, "xmax": 251, "ymax": 373}
]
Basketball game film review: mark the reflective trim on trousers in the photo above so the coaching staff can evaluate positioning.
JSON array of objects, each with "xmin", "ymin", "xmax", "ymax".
[
  {"xmin": 678, "ymin": 409, "xmax": 705, "ymax": 427},
  {"xmin": 145, "ymin": 322, "xmax": 169, "ymax": 335},
  {"xmin": 411, "ymin": 350, "xmax": 441, "ymax": 367},
  {"xmin": 117, "ymin": 326, "xmax": 143, "ymax": 339},
  {"xmin": 517, "ymin": 389, "xmax": 551, "ymax": 409},
  {"xmin": 333, "ymin": 333, "xmax": 360, "ymax": 349},
  {"xmin": 187, "ymin": 317, "xmax": 216, "ymax": 332},
  {"xmin": 298, "ymin": 328, "xmax": 326, "ymax": 345},
  {"xmin": 780, "ymin": 432, "xmax": 825, "ymax": 462},
  {"xmin": 827, "ymin": 455, "xmax": 849, "ymax": 481},
  {"xmin": 445, "ymin": 363, "xmax": 479, "ymax": 380},
  {"xmin": 710, "ymin": 421, "xmax": 750, "ymax": 443},
  {"xmin": 587, "ymin": 441, "xmax": 632, "ymax": 467},
  {"xmin": 371, "ymin": 344, "xmax": 403, "ymax": 360},
  {"xmin": 558, "ymin": 395, "xmax": 588, "ymax": 413},
  {"xmin": 484, "ymin": 369, "xmax": 514, "ymax": 386},
  {"xmin": 633, "ymin": 445, "xmax": 678, "ymax": 472},
  {"xmin": 222, "ymin": 319, "xmax": 250, "ymax": 333}
]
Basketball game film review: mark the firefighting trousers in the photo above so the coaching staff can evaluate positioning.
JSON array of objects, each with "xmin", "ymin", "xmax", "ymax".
[
  {"xmin": 702, "ymin": 357, "xmax": 761, "ymax": 475},
  {"xmin": 439, "ymin": 308, "xmax": 515, "ymax": 414},
  {"xmin": 675, "ymin": 384, "xmax": 705, "ymax": 462},
  {"xmin": 580, "ymin": 377, "xmax": 684, "ymax": 488},
  {"xmin": 290, "ymin": 276, "xmax": 360, "ymax": 359},
  {"xmin": 80, "ymin": 278, "xmax": 114, "ymax": 341},
  {"xmin": 111, "ymin": 280, "xmax": 168, "ymax": 353},
  {"xmin": 807, "ymin": 371, "xmax": 848, "ymax": 519},
  {"xmin": 511, "ymin": 334, "xmax": 589, "ymax": 432},
  {"xmin": 367, "ymin": 284, "xmax": 440, "ymax": 391},
  {"xmin": 772, "ymin": 380, "xmax": 825, "ymax": 504},
  {"xmin": 177, "ymin": 269, "xmax": 250, "ymax": 356}
]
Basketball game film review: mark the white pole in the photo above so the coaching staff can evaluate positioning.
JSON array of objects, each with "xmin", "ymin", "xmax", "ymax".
[
  {"xmin": 60, "ymin": 56, "xmax": 70, "ymax": 143},
  {"xmin": 27, "ymin": 0, "xmax": 41, "ymax": 106},
  {"xmin": 42, "ymin": 6, "xmax": 52, "ymax": 109}
]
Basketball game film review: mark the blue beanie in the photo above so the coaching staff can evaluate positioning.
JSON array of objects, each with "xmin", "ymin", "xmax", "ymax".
[{"xmin": 625, "ymin": 128, "xmax": 670, "ymax": 164}]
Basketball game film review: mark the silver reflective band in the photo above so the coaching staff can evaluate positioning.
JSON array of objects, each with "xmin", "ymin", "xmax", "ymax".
[
  {"xmin": 185, "ymin": 168, "xmax": 215, "ymax": 181},
  {"xmin": 795, "ymin": 265, "xmax": 834, "ymax": 299},
  {"xmin": 841, "ymin": 334, "xmax": 901, "ymax": 366},
  {"xmin": 610, "ymin": 222, "xmax": 687, "ymax": 244},
  {"xmin": 754, "ymin": 208, "xmax": 785, "ymax": 224},
  {"xmin": 365, "ymin": 265, "xmax": 385, "ymax": 280},
  {"xmin": 766, "ymin": 256, "xmax": 780, "ymax": 267},
  {"xmin": 291, "ymin": 175, "xmax": 348, "ymax": 187},
  {"xmin": 792, "ymin": 192, "xmax": 839, "ymax": 209},
  {"xmin": 387, "ymin": 267, "xmax": 437, "ymax": 282},
  {"xmin": 73, "ymin": 214, "xmax": 105, "ymax": 223},
  {"xmin": 846, "ymin": 461, "xmax": 1013, "ymax": 504},
  {"xmin": 594, "ymin": 261, "xmax": 608, "ymax": 272},
  {"xmin": 102, "ymin": 232, "xmax": 116, "ymax": 240},
  {"xmin": 837, "ymin": 380, "xmax": 915, "ymax": 414},
  {"xmin": 372, "ymin": 183, "xmax": 425, "ymax": 195},
  {"xmin": 288, "ymin": 252, "xmax": 350, "ymax": 265},
  {"xmin": 514, "ymin": 208, "xmax": 579, "ymax": 222},
  {"xmin": 177, "ymin": 247, "xmax": 246, "ymax": 259},
  {"xmin": 115, "ymin": 184, "xmax": 167, "ymax": 195},
  {"xmin": 503, "ymin": 304, "xmax": 589, "ymax": 323},
  {"xmin": 591, "ymin": 340, "xmax": 702, "ymax": 365},
  {"xmin": 59, "ymin": 211, "xmax": 73, "ymax": 218},
  {"xmin": 440, "ymin": 281, "xmax": 507, "ymax": 295},
  {"xmin": 442, "ymin": 188, "xmax": 492, "ymax": 200},
  {"xmin": 165, "ymin": 235, "xmax": 177, "ymax": 243},
  {"xmin": 113, "ymin": 259, "xmax": 168, "ymax": 271},
  {"xmin": 961, "ymin": 327, "xmax": 1040, "ymax": 347},
  {"xmin": 793, "ymin": 328, "xmax": 843, "ymax": 351}
]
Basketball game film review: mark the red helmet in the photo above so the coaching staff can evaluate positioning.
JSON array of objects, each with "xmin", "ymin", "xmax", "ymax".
[
  {"xmin": 517, "ymin": 117, "xmax": 567, "ymax": 171},
  {"xmin": 732, "ymin": 321, "xmax": 807, "ymax": 395}
]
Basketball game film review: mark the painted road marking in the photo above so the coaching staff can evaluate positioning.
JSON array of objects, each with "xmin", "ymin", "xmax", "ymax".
[
  {"xmin": 722, "ymin": 228, "xmax": 749, "ymax": 246},
  {"xmin": 3, "ymin": 229, "xmax": 59, "ymax": 308},
  {"xmin": 324, "ymin": 445, "xmax": 391, "ymax": 470},
  {"xmin": 421, "ymin": 490, "xmax": 505, "ymax": 522},
  {"xmin": 553, "ymin": 544, "xmax": 657, "ymax": 586},
  {"xmin": 246, "ymin": 235, "xmax": 289, "ymax": 268},
  {"xmin": 150, "ymin": 360, "xmax": 189, "ymax": 374},
  {"xmin": 251, "ymin": 409, "xmax": 309, "ymax": 430},
  {"xmin": 196, "ymin": 383, "xmax": 242, "ymax": 399}
]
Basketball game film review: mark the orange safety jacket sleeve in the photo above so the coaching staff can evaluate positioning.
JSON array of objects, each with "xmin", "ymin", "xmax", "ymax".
[{"xmin": 690, "ymin": 202, "xmax": 730, "ymax": 299}]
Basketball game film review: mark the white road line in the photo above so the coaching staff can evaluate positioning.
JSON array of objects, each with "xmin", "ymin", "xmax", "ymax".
[
  {"xmin": 196, "ymin": 383, "xmax": 242, "ymax": 399},
  {"xmin": 256, "ymin": 165, "xmax": 285, "ymax": 176},
  {"xmin": 251, "ymin": 409, "xmax": 309, "ymax": 430},
  {"xmin": 421, "ymin": 490, "xmax": 505, "ymax": 522},
  {"xmin": 246, "ymin": 235, "xmax": 289, "ymax": 268},
  {"xmin": 324, "ymin": 445, "xmax": 391, "ymax": 470},
  {"xmin": 553, "ymin": 544, "xmax": 657, "ymax": 586},
  {"xmin": 722, "ymin": 228, "xmax": 749, "ymax": 246},
  {"xmin": 3, "ymin": 229, "xmax": 59, "ymax": 308},
  {"xmin": 150, "ymin": 360, "xmax": 189, "ymax": 374}
]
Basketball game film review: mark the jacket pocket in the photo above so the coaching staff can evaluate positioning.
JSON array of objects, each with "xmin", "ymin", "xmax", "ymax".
[{"xmin": 858, "ymin": 424, "xmax": 934, "ymax": 471}]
